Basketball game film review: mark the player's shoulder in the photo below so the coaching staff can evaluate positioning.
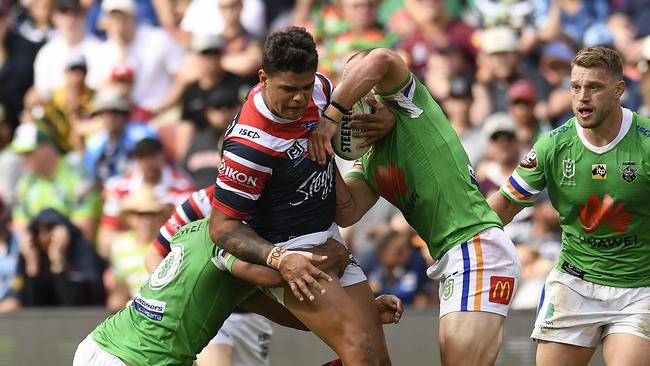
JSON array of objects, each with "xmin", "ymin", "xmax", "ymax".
[
  {"xmin": 534, "ymin": 117, "xmax": 577, "ymax": 152},
  {"xmin": 172, "ymin": 217, "xmax": 209, "ymax": 240},
  {"xmin": 632, "ymin": 111, "xmax": 650, "ymax": 144}
]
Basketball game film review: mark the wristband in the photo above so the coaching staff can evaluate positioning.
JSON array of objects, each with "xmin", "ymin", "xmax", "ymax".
[
  {"xmin": 225, "ymin": 253, "xmax": 237, "ymax": 273},
  {"xmin": 330, "ymin": 100, "xmax": 350, "ymax": 115},
  {"xmin": 323, "ymin": 105, "xmax": 345, "ymax": 125},
  {"xmin": 266, "ymin": 247, "xmax": 316, "ymax": 269}
]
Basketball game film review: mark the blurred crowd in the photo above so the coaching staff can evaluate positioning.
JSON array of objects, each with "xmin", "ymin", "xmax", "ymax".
[{"xmin": 1, "ymin": 0, "xmax": 650, "ymax": 313}]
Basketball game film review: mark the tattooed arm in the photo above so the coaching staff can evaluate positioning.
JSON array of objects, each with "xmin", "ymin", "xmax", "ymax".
[{"xmin": 208, "ymin": 207, "xmax": 332, "ymax": 301}]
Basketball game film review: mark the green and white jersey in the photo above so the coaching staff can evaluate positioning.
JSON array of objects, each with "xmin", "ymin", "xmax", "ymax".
[
  {"xmin": 499, "ymin": 108, "xmax": 650, "ymax": 288},
  {"xmin": 91, "ymin": 218, "xmax": 255, "ymax": 366},
  {"xmin": 347, "ymin": 73, "xmax": 502, "ymax": 259}
]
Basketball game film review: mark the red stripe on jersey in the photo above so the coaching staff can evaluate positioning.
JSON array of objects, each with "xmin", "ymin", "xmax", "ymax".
[
  {"xmin": 153, "ymin": 239, "xmax": 170, "ymax": 256},
  {"xmin": 211, "ymin": 195, "xmax": 247, "ymax": 220},
  {"xmin": 218, "ymin": 154, "xmax": 270, "ymax": 196}
]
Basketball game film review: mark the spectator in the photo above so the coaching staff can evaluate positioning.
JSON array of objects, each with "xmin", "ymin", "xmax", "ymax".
[
  {"xmin": 42, "ymin": 53, "xmax": 95, "ymax": 153},
  {"xmin": 84, "ymin": 87, "xmax": 155, "ymax": 185},
  {"xmin": 537, "ymin": 40, "xmax": 575, "ymax": 125},
  {"xmin": 367, "ymin": 230, "xmax": 432, "ymax": 308},
  {"xmin": 106, "ymin": 64, "xmax": 150, "ymax": 123},
  {"xmin": 442, "ymin": 72, "xmax": 487, "ymax": 167},
  {"xmin": 15, "ymin": 208, "xmax": 105, "ymax": 307},
  {"xmin": 98, "ymin": 137, "xmax": 195, "ymax": 257},
  {"xmin": 217, "ymin": 0, "xmax": 263, "ymax": 82},
  {"xmin": 181, "ymin": 88, "xmax": 239, "ymax": 187},
  {"xmin": 507, "ymin": 78, "xmax": 551, "ymax": 147},
  {"xmin": 33, "ymin": 0, "xmax": 103, "ymax": 96},
  {"xmin": 85, "ymin": 0, "xmax": 164, "ymax": 38},
  {"xmin": 0, "ymin": 1, "xmax": 40, "ymax": 130},
  {"xmin": 94, "ymin": 0, "xmax": 186, "ymax": 116},
  {"xmin": 534, "ymin": 0, "xmax": 609, "ymax": 46},
  {"xmin": 391, "ymin": 0, "xmax": 477, "ymax": 80},
  {"xmin": 470, "ymin": 0, "xmax": 536, "ymax": 30},
  {"xmin": 177, "ymin": 33, "xmax": 248, "ymax": 158},
  {"xmin": 0, "ymin": 107, "xmax": 23, "ymax": 205},
  {"xmin": 0, "ymin": 194, "xmax": 20, "ymax": 312},
  {"xmin": 319, "ymin": 0, "xmax": 397, "ymax": 81},
  {"xmin": 424, "ymin": 47, "xmax": 467, "ymax": 102},
  {"xmin": 15, "ymin": 0, "xmax": 55, "ymax": 46},
  {"xmin": 471, "ymin": 26, "xmax": 523, "ymax": 124},
  {"xmin": 180, "ymin": 0, "xmax": 266, "ymax": 37},
  {"xmin": 609, "ymin": 0, "xmax": 650, "ymax": 65},
  {"xmin": 106, "ymin": 185, "xmax": 170, "ymax": 310},
  {"xmin": 476, "ymin": 113, "xmax": 533, "ymax": 246},
  {"xmin": 10, "ymin": 123, "xmax": 100, "ymax": 241}
]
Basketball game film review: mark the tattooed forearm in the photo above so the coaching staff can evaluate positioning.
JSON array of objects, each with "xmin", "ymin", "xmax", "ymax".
[{"xmin": 209, "ymin": 208, "xmax": 273, "ymax": 266}]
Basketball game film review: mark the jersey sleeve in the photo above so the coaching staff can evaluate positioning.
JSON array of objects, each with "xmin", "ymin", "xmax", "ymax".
[
  {"xmin": 211, "ymin": 139, "xmax": 274, "ymax": 220},
  {"xmin": 154, "ymin": 187, "xmax": 214, "ymax": 256},
  {"xmin": 499, "ymin": 137, "xmax": 549, "ymax": 207},
  {"xmin": 374, "ymin": 73, "xmax": 425, "ymax": 119}
]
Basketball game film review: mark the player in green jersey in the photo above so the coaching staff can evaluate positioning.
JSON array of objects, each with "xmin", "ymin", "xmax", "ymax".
[
  {"xmin": 308, "ymin": 48, "xmax": 521, "ymax": 366},
  {"xmin": 488, "ymin": 46, "xmax": 650, "ymax": 366},
  {"xmin": 74, "ymin": 217, "xmax": 403, "ymax": 366}
]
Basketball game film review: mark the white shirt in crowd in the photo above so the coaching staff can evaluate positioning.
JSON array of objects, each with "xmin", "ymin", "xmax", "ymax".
[
  {"xmin": 33, "ymin": 33, "xmax": 105, "ymax": 96},
  {"xmin": 93, "ymin": 25, "xmax": 185, "ymax": 110},
  {"xmin": 180, "ymin": 0, "xmax": 266, "ymax": 36}
]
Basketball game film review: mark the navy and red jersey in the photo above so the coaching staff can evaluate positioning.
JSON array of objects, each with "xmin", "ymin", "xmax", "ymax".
[
  {"xmin": 153, "ymin": 186, "xmax": 215, "ymax": 255},
  {"xmin": 212, "ymin": 73, "xmax": 336, "ymax": 244}
]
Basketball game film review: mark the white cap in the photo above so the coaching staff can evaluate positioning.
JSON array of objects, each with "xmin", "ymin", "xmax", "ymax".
[
  {"xmin": 102, "ymin": 0, "xmax": 135, "ymax": 14},
  {"xmin": 481, "ymin": 26, "xmax": 518, "ymax": 54}
]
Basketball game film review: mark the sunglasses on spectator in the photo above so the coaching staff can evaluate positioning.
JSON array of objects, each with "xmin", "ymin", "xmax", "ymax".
[{"xmin": 490, "ymin": 131, "xmax": 517, "ymax": 141}]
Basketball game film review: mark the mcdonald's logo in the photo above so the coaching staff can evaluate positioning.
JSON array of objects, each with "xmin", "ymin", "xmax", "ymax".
[{"xmin": 489, "ymin": 276, "xmax": 515, "ymax": 305}]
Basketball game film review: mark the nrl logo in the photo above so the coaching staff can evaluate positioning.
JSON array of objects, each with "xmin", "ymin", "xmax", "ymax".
[{"xmin": 619, "ymin": 162, "xmax": 638, "ymax": 183}]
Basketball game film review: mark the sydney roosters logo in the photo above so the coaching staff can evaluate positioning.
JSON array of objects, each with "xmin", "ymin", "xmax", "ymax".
[
  {"xmin": 374, "ymin": 163, "xmax": 407, "ymax": 207},
  {"xmin": 578, "ymin": 194, "xmax": 632, "ymax": 233}
]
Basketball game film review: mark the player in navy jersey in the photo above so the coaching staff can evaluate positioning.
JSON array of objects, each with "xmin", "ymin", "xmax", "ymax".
[{"xmin": 208, "ymin": 27, "xmax": 392, "ymax": 365}]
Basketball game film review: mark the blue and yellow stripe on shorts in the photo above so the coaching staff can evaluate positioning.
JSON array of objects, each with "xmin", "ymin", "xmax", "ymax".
[{"xmin": 460, "ymin": 234, "xmax": 484, "ymax": 311}]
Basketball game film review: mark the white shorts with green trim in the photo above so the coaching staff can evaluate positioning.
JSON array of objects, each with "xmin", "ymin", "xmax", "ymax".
[
  {"xmin": 207, "ymin": 313, "xmax": 273, "ymax": 366},
  {"xmin": 264, "ymin": 222, "xmax": 366, "ymax": 305},
  {"xmin": 426, "ymin": 227, "xmax": 520, "ymax": 318},
  {"xmin": 532, "ymin": 268, "xmax": 650, "ymax": 347}
]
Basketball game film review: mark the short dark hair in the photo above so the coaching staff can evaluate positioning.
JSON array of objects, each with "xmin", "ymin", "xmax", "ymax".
[
  {"xmin": 572, "ymin": 46, "xmax": 623, "ymax": 81},
  {"xmin": 262, "ymin": 26, "xmax": 318, "ymax": 76},
  {"xmin": 130, "ymin": 137, "xmax": 164, "ymax": 158}
]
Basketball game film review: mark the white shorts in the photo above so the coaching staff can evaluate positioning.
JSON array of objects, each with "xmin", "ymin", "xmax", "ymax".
[
  {"xmin": 265, "ymin": 222, "xmax": 367, "ymax": 305},
  {"xmin": 206, "ymin": 312, "xmax": 273, "ymax": 366},
  {"xmin": 427, "ymin": 227, "xmax": 520, "ymax": 318},
  {"xmin": 73, "ymin": 335, "xmax": 127, "ymax": 366},
  {"xmin": 532, "ymin": 268, "xmax": 650, "ymax": 347}
]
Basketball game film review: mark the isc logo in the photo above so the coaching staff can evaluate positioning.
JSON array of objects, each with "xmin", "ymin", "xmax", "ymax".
[{"xmin": 238, "ymin": 128, "xmax": 260, "ymax": 139}]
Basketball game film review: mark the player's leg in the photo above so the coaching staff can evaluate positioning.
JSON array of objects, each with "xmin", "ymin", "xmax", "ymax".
[
  {"xmin": 429, "ymin": 228, "xmax": 520, "ymax": 366},
  {"xmin": 602, "ymin": 334, "xmax": 650, "ymax": 366},
  {"xmin": 343, "ymin": 280, "xmax": 391, "ymax": 366},
  {"xmin": 283, "ymin": 273, "xmax": 378, "ymax": 366},
  {"xmin": 536, "ymin": 341, "xmax": 595, "ymax": 366},
  {"xmin": 439, "ymin": 312, "xmax": 504, "ymax": 366}
]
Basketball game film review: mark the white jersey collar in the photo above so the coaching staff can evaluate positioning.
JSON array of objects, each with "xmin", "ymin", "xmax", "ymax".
[{"xmin": 576, "ymin": 107, "xmax": 632, "ymax": 154}]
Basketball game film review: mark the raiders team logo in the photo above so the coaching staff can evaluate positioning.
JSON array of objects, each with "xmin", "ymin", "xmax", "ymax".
[
  {"xmin": 619, "ymin": 162, "xmax": 638, "ymax": 183},
  {"xmin": 285, "ymin": 140, "xmax": 306, "ymax": 159},
  {"xmin": 519, "ymin": 148, "xmax": 537, "ymax": 169}
]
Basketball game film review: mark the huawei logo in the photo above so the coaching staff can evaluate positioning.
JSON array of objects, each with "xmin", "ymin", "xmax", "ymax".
[
  {"xmin": 374, "ymin": 163, "xmax": 408, "ymax": 207},
  {"xmin": 578, "ymin": 194, "xmax": 632, "ymax": 233}
]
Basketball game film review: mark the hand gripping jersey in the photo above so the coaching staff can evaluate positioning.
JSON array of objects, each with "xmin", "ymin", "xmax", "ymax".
[
  {"xmin": 347, "ymin": 73, "xmax": 502, "ymax": 260},
  {"xmin": 500, "ymin": 108, "xmax": 650, "ymax": 287},
  {"xmin": 212, "ymin": 74, "xmax": 337, "ymax": 243},
  {"xmin": 91, "ymin": 218, "xmax": 255, "ymax": 366}
]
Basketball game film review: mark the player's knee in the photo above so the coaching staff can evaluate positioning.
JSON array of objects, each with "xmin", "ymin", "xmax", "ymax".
[{"xmin": 339, "ymin": 324, "xmax": 376, "ymax": 364}]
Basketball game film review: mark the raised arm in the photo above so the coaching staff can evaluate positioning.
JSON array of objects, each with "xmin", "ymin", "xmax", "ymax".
[{"xmin": 309, "ymin": 48, "xmax": 410, "ymax": 165}]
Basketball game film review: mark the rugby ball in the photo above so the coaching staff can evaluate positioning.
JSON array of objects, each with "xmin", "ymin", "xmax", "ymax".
[{"xmin": 332, "ymin": 96, "xmax": 373, "ymax": 160}]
